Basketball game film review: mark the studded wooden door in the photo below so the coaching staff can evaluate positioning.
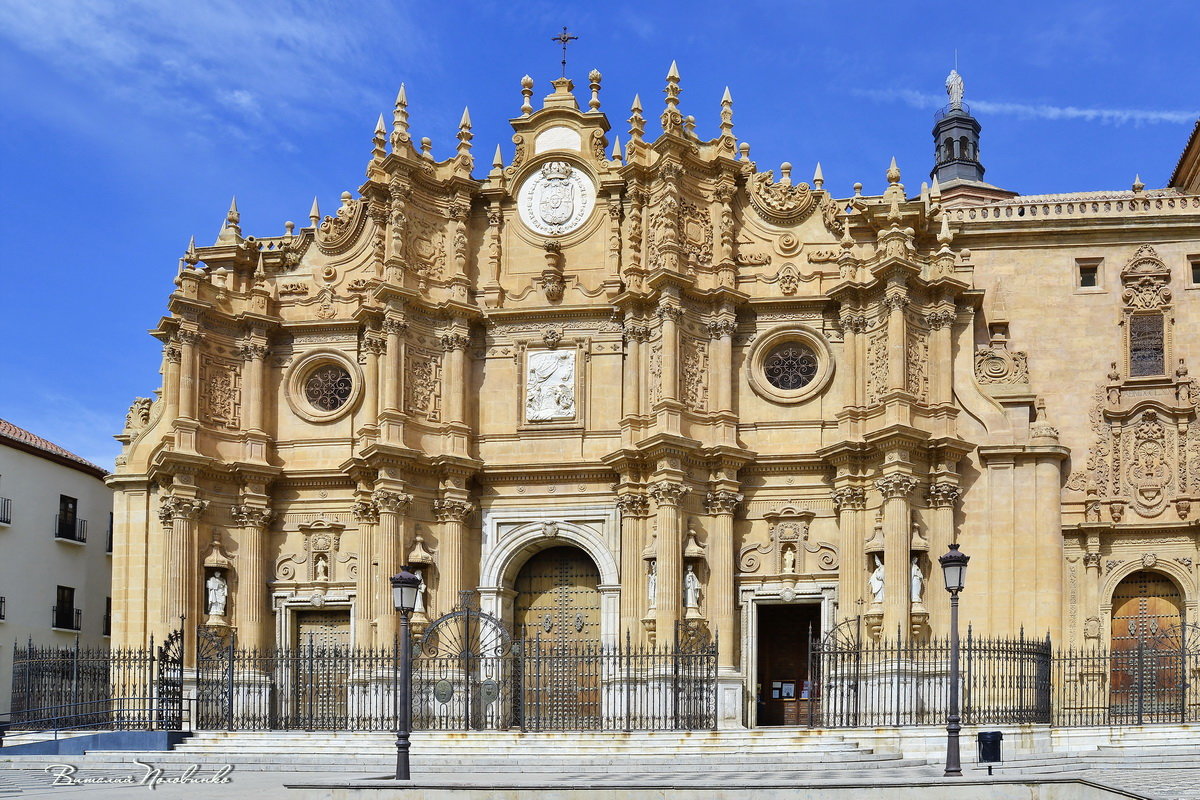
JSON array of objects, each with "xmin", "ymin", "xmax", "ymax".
[
  {"xmin": 1109, "ymin": 571, "xmax": 1184, "ymax": 722},
  {"xmin": 513, "ymin": 546, "xmax": 602, "ymax": 728},
  {"xmin": 292, "ymin": 610, "xmax": 351, "ymax": 729}
]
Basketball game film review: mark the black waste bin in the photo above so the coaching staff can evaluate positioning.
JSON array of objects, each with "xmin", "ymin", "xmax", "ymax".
[{"xmin": 977, "ymin": 730, "xmax": 1003, "ymax": 763}]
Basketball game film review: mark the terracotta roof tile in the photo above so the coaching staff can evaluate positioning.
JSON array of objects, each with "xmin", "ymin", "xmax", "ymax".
[{"xmin": 0, "ymin": 418, "xmax": 108, "ymax": 478}]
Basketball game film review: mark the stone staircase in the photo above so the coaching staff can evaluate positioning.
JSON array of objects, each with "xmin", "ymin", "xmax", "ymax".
[{"xmin": 0, "ymin": 729, "xmax": 935, "ymax": 775}]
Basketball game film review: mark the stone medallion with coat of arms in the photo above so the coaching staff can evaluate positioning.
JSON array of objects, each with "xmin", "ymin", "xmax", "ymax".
[{"xmin": 518, "ymin": 161, "xmax": 595, "ymax": 236}]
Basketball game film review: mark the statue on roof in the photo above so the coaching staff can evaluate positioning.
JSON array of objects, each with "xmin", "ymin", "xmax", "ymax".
[{"xmin": 946, "ymin": 69, "xmax": 965, "ymax": 110}]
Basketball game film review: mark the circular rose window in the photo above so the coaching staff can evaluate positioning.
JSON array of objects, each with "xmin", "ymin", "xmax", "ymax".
[
  {"xmin": 763, "ymin": 342, "xmax": 819, "ymax": 391},
  {"xmin": 304, "ymin": 364, "xmax": 353, "ymax": 412}
]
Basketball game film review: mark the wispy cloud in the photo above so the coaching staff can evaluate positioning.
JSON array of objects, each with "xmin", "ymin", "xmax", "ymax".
[
  {"xmin": 854, "ymin": 88, "xmax": 1199, "ymax": 126},
  {"xmin": 0, "ymin": 0, "xmax": 426, "ymax": 146}
]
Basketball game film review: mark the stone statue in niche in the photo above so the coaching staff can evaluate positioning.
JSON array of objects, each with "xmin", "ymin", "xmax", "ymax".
[
  {"xmin": 910, "ymin": 557, "xmax": 924, "ymax": 604},
  {"xmin": 526, "ymin": 350, "xmax": 576, "ymax": 422},
  {"xmin": 647, "ymin": 560, "xmax": 657, "ymax": 610},
  {"xmin": 868, "ymin": 556, "xmax": 885, "ymax": 604},
  {"xmin": 206, "ymin": 570, "xmax": 228, "ymax": 617},
  {"xmin": 683, "ymin": 564, "xmax": 702, "ymax": 611},
  {"xmin": 782, "ymin": 546, "xmax": 796, "ymax": 574},
  {"xmin": 413, "ymin": 568, "xmax": 427, "ymax": 615},
  {"xmin": 314, "ymin": 554, "xmax": 329, "ymax": 581}
]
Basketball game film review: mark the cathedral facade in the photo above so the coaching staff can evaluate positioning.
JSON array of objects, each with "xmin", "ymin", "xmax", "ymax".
[{"xmin": 109, "ymin": 67, "xmax": 1200, "ymax": 727}]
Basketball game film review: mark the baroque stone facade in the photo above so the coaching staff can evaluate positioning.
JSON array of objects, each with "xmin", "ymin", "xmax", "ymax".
[{"xmin": 109, "ymin": 67, "xmax": 1200, "ymax": 726}]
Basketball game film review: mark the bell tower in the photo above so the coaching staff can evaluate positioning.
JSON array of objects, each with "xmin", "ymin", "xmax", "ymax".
[{"xmin": 929, "ymin": 70, "xmax": 1016, "ymax": 204}]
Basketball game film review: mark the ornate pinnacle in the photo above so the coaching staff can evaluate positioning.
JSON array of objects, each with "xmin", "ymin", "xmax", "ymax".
[
  {"xmin": 308, "ymin": 197, "xmax": 320, "ymax": 228},
  {"xmin": 719, "ymin": 86, "xmax": 733, "ymax": 138},
  {"xmin": 456, "ymin": 108, "xmax": 473, "ymax": 168},
  {"xmin": 1132, "ymin": 173, "xmax": 1145, "ymax": 193},
  {"xmin": 492, "ymin": 143, "xmax": 503, "ymax": 169},
  {"xmin": 813, "ymin": 162, "xmax": 824, "ymax": 191},
  {"xmin": 217, "ymin": 196, "xmax": 241, "ymax": 244},
  {"xmin": 930, "ymin": 175, "xmax": 942, "ymax": 200},
  {"xmin": 183, "ymin": 235, "xmax": 199, "ymax": 266},
  {"xmin": 372, "ymin": 113, "xmax": 387, "ymax": 161},
  {"xmin": 628, "ymin": 94, "xmax": 645, "ymax": 143},
  {"xmin": 937, "ymin": 211, "xmax": 953, "ymax": 245},
  {"xmin": 392, "ymin": 83, "xmax": 410, "ymax": 146},
  {"xmin": 661, "ymin": 60, "xmax": 682, "ymax": 132},
  {"xmin": 520, "ymin": 75, "xmax": 534, "ymax": 116},
  {"xmin": 588, "ymin": 69, "xmax": 602, "ymax": 111},
  {"xmin": 610, "ymin": 134, "xmax": 623, "ymax": 165},
  {"xmin": 886, "ymin": 156, "xmax": 901, "ymax": 185}
]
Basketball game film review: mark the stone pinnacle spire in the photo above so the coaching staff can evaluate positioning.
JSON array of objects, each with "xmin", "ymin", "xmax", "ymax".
[
  {"xmin": 719, "ymin": 86, "xmax": 734, "ymax": 140},
  {"xmin": 392, "ymin": 83, "xmax": 410, "ymax": 146},
  {"xmin": 309, "ymin": 197, "xmax": 320, "ymax": 228},
  {"xmin": 456, "ymin": 107, "xmax": 473, "ymax": 169},
  {"xmin": 629, "ymin": 94, "xmax": 645, "ymax": 144},
  {"xmin": 217, "ymin": 196, "xmax": 241, "ymax": 244},
  {"xmin": 661, "ymin": 61, "xmax": 682, "ymax": 133},
  {"xmin": 372, "ymin": 114, "xmax": 387, "ymax": 161}
]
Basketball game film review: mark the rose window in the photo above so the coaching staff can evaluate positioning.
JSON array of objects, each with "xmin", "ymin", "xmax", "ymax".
[
  {"xmin": 304, "ymin": 365, "xmax": 353, "ymax": 411},
  {"xmin": 763, "ymin": 343, "xmax": 819, "ymax": 391}
]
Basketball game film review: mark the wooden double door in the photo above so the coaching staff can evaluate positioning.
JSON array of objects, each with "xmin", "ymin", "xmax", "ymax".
[{"xmin": 1109, "ymin": 571, "xmax": 1185, "ymax": 721}]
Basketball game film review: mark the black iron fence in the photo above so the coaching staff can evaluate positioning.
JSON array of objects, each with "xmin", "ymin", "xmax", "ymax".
[
  {"xmin": 10, "ymin": 621, "xmax": 1200, "ymax": 733},
  {"xmin": 809, "ymin": 622, "xmax": 1052, "ymax": 728},
  {"xmin": 8, "ymin": 632, "xmax": 183, "ymax": 731}
]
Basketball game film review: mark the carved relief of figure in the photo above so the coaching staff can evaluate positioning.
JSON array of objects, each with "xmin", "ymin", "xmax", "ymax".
[
  {"xmin": 647, "ymin": 560, "xmax": 657, "ymax": 610},
  {"xmin": 782, "ymin": 546, "xmax": 796, "ymax": 574},
  {"xmin": 206, "ymin": 570, "xmax": 228, "ymax": 617},
  {"xmin": 910, "ymin": 557, "xmax": 924, "ymax": 604},
  {"xmin": 314, "ymin": 554, "xmax": 329, "ymax": 581},
  {"xmin": 526, "ymin": 350, "xmax": 576, "ymax": 422},
  {"xmin": 414, "ymin": 568, "xmax": 427, "ymax": 615},
  {"xmin": 868, "ymin": 556, "xmax": 885, "ymax": 604},
  {"xmin": 684, "ymin": 564, "xmax": 701, "ymax": 610}
]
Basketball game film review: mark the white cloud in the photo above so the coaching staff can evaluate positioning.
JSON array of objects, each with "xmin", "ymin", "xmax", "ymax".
[
  {"xmin": 854, "ymin": 88, "xmax": 1198, "ymax": 126},
  {"xmin": 0, "ymin": 0, "xmax": 428, "ymax": 145}
]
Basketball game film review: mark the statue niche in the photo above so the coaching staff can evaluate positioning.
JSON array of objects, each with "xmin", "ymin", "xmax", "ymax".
[
  {"xmin": 276, "ymin": 518, "xmax": 357, "ymax": 584},
  {"xmin": 737, "ymin": 506, "xmax": 839, "ymax": 577}
]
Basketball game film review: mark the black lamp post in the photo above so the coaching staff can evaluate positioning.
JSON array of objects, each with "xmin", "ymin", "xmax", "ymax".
[
  {"xmin": 939, "ymin": 542, "xmax": 970, "ymax": 778},
  {"xmin": 391, "ymin": 567, "xmax": 421, "ymax": 781}
]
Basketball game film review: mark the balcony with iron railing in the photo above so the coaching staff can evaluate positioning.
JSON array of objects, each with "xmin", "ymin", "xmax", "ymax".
[
  {"xmin": 55, "ymin": 514, "xmax": 87, "ymax": 543},
  {"xmin": 52, "ymin": 606, "xmax": 82, "ymax": 631},
  {"xmin": 0, "ymin": 496, "xmax": 11, "ymax": 525}
]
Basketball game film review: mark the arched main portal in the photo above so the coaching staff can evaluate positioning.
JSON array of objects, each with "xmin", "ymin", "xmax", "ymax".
[
  {"xmin": 1109, "ymin": 570, "xmax": 1186, "ymax": 722},
  {"xmin": 513, "ymin": 545, "xmax": 602, "ymax": 642}
]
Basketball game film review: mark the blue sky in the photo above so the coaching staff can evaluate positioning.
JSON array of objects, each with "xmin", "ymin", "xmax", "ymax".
[{"xmin": 1, "ymin": 0, "xmax": 1197, "ymax": 468}]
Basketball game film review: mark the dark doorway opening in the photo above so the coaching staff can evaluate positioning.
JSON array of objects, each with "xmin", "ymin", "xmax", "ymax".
[{"xmin": 756, "ymin": 603, "xmax": 820, "ymax": 726}]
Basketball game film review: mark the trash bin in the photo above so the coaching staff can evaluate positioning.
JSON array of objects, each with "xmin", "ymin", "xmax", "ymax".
[{"xmin": 977, "ymin": 730, "xmax": 1003, "ymax": 763}]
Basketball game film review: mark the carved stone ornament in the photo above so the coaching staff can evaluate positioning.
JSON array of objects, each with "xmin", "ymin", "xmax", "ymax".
[
  {"xmin": 526, "ymin": 350, "xmax": 576, "ymax": 422},
  {"xmin": 738, "ymin": 507, "xmax": 837, "ymax": 575},
  {"xmin": 276, "ymin": 518, "xmax": 356, "ymax": 582},
  {"xmin": 975, "ymin": 345, "xmax": 1029, "ymax": 385},
  {"xmin": 517, "ymin": 161, "xmax": 595, "ymax": 236},
  {"xmin": 316, "ymin": 192, "xmax": 368, "ymax": 255},
  {"xmin": 747, "ymin": 170, "xmax": 817, "ymax": 225}
]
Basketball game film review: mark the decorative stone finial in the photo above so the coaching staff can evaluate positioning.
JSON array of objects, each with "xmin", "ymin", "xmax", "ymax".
[
  {"xmin": 1132, "ymin": 174, "xmax": 1145, "ymax": 193},
  {"xmin": 284, "ymin": 220, "xmax": 294, "ymax": 237},
  {"xmin": 738, "ymin": 142, "xmax": 750, "ymax": 162},
  {"xmin": 719, "ymin": 86, "xmax": 734, "ymax": 139},
  {"xmin": 253, "ymin": 251, "xmax": 266, "ymax": 286},
  {"xmin": 930, "ymin": 175, "xmax": 942, "ymax": 200},
  {"xmin": 684, "ymin": 114, "xmax": 696, "ymax": 137},
  {"xmin": 420, "ymin": 136, "xmax": 433, "ymax": 159},
  {"xmin": 661, "ymin": 60, "xmax": 682, "ymax": 133},
  {"xmin": 610, "ymin": 134, "xmax": 623, "ymax": 165},
  {"xmin": 217, "ymin": 196, "xmax": 241, "ymax": 244},
  {"xmin": 779, "ymin": 162, "xmax": 793, "ymax": 186},
  {"xmin": 392, "ymin": 83, "xmax": 410, "ymax": 146},
  {"xmin": 520, "ymin": 75, "xmax": 534, "ymax": 116},
  {"xmin": 886, "ymin": 156, "xmax": 901, "ymax": 184},
  {"xmin": 628, "ymin": 94, "xmax": 645, "ymax": 144},
  {"xmin": 309, "ymin": 197, "xmax": 320, "ymax": 228},
  {"xmin": 183, "ymin": 235, "xmax": 199, "ymax": 267},
  {"xmin": 372, "ymin": 114, "xmax": 387, "ymax": 161},
  {"xmin": 937, "ymin": 211, "xmax": 953, "ymax": 245},
  {"xmin": 588, "ymin": 69, "xmax": 602, "ymax": 111},
  {"xmin": 853, "ymin": 182, "xmax": 863, "ymax": 197},
  {"xmin": 813, "ymin": 162, "xmax": 824, "ymax": 191},
  {"xmin": 492, "ymin": 143, "xmax": 504, "ymax": 169}
]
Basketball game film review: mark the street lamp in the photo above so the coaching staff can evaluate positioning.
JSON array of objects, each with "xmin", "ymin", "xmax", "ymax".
[
  {"xmin": 939, "ymin": 542, "xmax": 970, "ymax": 777},
  {"xmin": 391, "ymin": 567, "xmax": 421, "ymax": 781}
]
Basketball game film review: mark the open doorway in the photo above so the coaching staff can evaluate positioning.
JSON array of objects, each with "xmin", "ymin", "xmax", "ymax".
[{"xmin": 756, "ymin": 603, "xmax": 820, "ymax": 726}]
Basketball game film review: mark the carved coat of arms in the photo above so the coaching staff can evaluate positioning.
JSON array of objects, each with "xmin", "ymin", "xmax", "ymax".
[{"xmin": 518, "ymin": 161, "xmax": 594, "ymax": 236}]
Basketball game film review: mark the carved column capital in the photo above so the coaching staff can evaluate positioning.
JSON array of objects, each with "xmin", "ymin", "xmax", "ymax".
[
  {"xmin": 925, "ymin": 482, "xmax": 962, "ymax": 509},
  {"xmin": 383, "ymin": 317, "xmax": 409, "ymax": 336},
  {"xmin": 363, "ymin": 335, "xmax": 387, "ymax": 356},
  {"xmin": 440, "ymin": 333, "xmax": 470, "ymax": 352},
  {"xmin": 656, "ymin": 304, "xmax": 683, "ymax": 322},
  {"xmin": 164, "ymin": 343, "xmax": 183, "ymax": 364},
  {"xmin": 831, "ymin": 486, "xmax": 868, "ymax": 512},
  {"xmin": 925, "ymin": 310, "xmax": 957, "ymax": 331},
  {"xmin": 159, "ymin": 495, "xmax": 208, "ymax": 526},
  {"xmin": 615, "ymin": 493, "xmax": 650, "ymax": 517},
  {"xmin": 839, "ymin": 312, "xmax": 868, "ymax": 334},
  {"xmin": 352, "ymin": 499, "xmax": 379, "ymax": 523},
  {"xmin": 623, "ymin": 323, "xmax": 651, "ymax": 344},
  {"xmin": 706, "ymin": 319, "xmax": 737, "ymax": 340},
  {"xmin": 649, "ymin": 481, "xmax": 687, "ymax": 508},
  {"xmin": 231, "ymin": 505, "xmax": 274, "ymax": 528},
  {"xmin": 373, "ymin": 489, "xmax": 413, "ymax": 513},
  {"xmin": 704, "ymin": 490, "xmax": 742, "ymax": 516},
  {"xmin": 875, "ymin": 474, "xmax": 919, "ymax": 500},
  {"xmin": 176, "ymin": 329, "xmax": 204, "ymax": 346},
  {"xmin": 433, "ymin": 498, "xmax": 474, "ymax": 522},
  {"xmin": 239, "ymin": 342, "xmax": 269, "ymax": 361},
  {"xmin": 1083, "ymin": 552, "xmax": 1102, "ymax": 569}
]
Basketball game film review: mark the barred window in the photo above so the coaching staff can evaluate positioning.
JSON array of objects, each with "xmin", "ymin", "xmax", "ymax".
[
  {"xmin": 763, "ymin": 342, "xmax": 818, "ymax": 391},
  {"xmin": 304, "ymin": 364, "xmax": 353, "ymax": 411}
]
